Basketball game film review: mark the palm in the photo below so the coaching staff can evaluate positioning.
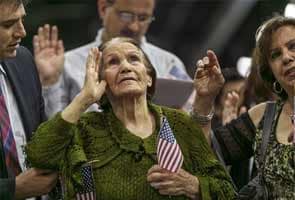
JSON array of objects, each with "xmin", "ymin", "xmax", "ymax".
[
  {"xmin": 33, "ymin": 24, "xmax": 65, "ymax": 86},
  {"xmin": 35, "ymin": 48, "xmax": 64, "ymax": 78},
  {"xmin": 82, "ymin": 47, "xmax": 106, "ymax": 104},
  {"xmin": 194, "ymin": 72, "xmax": 222, "ymax": 97}
]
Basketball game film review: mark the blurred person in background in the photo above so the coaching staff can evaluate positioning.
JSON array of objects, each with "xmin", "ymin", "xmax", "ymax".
[
  {"xmin": 33, "ymin": 0, "xmax": 191, "ymax": 117},
  {"xmin": 212, "ymin": 67, "xmax": 246, "ymax": 130},
  {"xmin": 0, "ymin": 0, "xmax": 57, "ymax": 199}
]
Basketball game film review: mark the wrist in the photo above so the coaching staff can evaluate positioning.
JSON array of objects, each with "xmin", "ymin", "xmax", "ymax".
[
  {"xmin": 191, "ymin": 106, "xmax": 214, "ymax": 126},
  {"xmin": 39, "ymin": 74, "xmax": 60, "ymax": 87},
  {"xmin": 193, "ymin": 94, "xmax": 215, "ymax": 114}
]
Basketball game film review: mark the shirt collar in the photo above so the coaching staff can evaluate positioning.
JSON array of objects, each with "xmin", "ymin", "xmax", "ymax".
[{"xmin": 0, "ymin": 62, "xmax": 7, "ymax": 76}]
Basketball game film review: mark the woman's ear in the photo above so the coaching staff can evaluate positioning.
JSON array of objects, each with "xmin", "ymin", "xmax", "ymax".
[{"xmin": 147, "ymin": 77, "xmax": 152, "ymax": 87}]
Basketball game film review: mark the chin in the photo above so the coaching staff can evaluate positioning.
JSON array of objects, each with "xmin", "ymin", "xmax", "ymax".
[
  {"xmin": 117, "ymin": 89, "xmax": 144, "ymax": 98},
  {"xmin": 4, "ymin": 50, "xmax": 17, "ymax": 58}
]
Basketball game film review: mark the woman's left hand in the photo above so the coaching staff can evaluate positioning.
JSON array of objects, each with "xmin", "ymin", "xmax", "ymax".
[{"xmin": 147, "ymin": 165, "xmax": 200, "ymax": 200}]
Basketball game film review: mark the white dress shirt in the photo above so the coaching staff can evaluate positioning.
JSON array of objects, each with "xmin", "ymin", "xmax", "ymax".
[{"xmin": 0, "ymin": 64, "xmax": 27, "ymax": 172}]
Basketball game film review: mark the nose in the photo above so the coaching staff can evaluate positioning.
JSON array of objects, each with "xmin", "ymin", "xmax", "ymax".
[
  {"xmin": 127, "ymin": 20, "xmax": 140, "ymax": 33},
  {"xmin": 120, "ymin": 59, "xmax": 133, "ymax": 73},
  {"xmin": 13, "ymin": 20, "xmax": 26, "ymax": 39},
  {"xmin": 282, "ymin": 48, "xmax": 294, "ymax": 65}
]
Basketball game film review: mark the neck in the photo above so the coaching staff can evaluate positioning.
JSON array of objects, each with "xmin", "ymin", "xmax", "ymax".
[
  {"xmin": 110, "ymin": 95, "xmax": 154, "ymax": 138},
  {"xmin": 285, "ymin": 96, "xmax": 295, "ymax": 116},
  {"xmin": 101, "ymin": 29, "xmax": 111, "ymax": 43}
]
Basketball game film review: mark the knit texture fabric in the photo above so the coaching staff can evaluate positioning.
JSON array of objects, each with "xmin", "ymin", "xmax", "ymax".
[{"xmin": 26, "ymin": 103, "xmax": 236, "ymax": 200}]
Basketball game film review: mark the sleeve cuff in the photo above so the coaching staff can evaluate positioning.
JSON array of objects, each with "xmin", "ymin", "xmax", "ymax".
[{"xmin": 42, "ymin": 76, "xmax": 63, "ymax": 94}]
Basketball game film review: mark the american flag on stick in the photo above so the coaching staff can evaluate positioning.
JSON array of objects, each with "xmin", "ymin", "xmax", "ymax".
[
  {"xmin": 75, "ymin": 164, "xmax": 96, "ymax": 200},
  {"xmin": 157, "ymin": 117, "xmax": 183, "ymax": 173}
]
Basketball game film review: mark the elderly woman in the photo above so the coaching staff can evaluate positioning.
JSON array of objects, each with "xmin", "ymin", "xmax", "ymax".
[
  {"xmin": 194, "ymin": 16, "xmax": 295, "ymax": 199},
  {"xmin": 26, "ymin": 37, "xmax": 235, "ymax": 199}
]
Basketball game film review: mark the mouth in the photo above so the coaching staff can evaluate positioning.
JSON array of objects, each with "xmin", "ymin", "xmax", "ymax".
[
  {"xmin": 284, "ymin": 67, "xmax": 295, "ymax": 77},
  {"xmin": 8, "ymin": 42, "xmax": 20, "ymax": 49},
  {"xmin": 119, "ymin": 77, "xmax": 137, "ymax": 83}
]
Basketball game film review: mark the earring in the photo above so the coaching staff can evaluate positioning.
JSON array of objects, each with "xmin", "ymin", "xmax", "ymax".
[{"xmin": 273, "ymin": 81, "xmax": 283, "ymax": 94}]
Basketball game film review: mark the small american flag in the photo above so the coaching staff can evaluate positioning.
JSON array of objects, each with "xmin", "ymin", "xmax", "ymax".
[
  {"xmin": 157, "ymin": 117, "xmax": 183, "ymax": 173},
  {"xmin": 75, "ymin": 164, "xmax": 96, "ymax": 200}
]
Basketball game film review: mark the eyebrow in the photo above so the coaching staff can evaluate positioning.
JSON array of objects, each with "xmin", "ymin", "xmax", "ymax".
[
  {"xmin": 0, "ymin": 13, "xmax": 26, "ymax": 25},
  {"xmin": 270, "ymin": 38, "xmax": 295, "ymax": 52}
]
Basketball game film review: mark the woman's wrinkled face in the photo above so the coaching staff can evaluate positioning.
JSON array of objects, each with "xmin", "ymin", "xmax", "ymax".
[
  {"xmin": 102, "ymin": 42, "xmax": 152, "ymax": 98},
  {"xmin": 268, "ymin": 25, "xmax": 295, "ymax": 92}
]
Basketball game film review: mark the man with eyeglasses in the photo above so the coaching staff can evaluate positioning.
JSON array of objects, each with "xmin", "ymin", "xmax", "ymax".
[{"xmin": 34, "ymin": 0, "xmax": 191, "ymax": 117}]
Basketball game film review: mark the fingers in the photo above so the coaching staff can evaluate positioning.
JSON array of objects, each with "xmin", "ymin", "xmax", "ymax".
[
  {"xmin": 33, "ymin": 35, "xmax": 40, "ymax": 55},
  {"xmin": 207, "ymin": 50, "xmax": 220, "ymax": 69},
  {"xmin": 147, "ymin": 166, "xmax": 172, "ymax": 183},
  {"xmin": 147, "ymin": 164, "xmax": 166, "ymax": 175},
  {"xmin": 35, "ymin": 24, "xmax": 62, "ymax": 51},
  {"xmin": 86, "ymin": 47, "xmax": 99, "ymax": 71},
  {"xmin": 56, "ymin": 40, "xmax": 64, "ymax": 55},
  {"xmin": 194, "ymin": 50, "xmax": 221, "ymax": 79},
  {"xmin": 95, "ymin": 50, "xmax": 101, "ymax": 74},
  {"xmin": 50, "ymin": 25, "xmax": 58, "ymax": 48}
]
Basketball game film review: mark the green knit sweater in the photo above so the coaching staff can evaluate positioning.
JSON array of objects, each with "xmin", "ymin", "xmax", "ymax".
[{"xmin": 26, "ymin": 104, "xmax": 236, "ymax": 200}]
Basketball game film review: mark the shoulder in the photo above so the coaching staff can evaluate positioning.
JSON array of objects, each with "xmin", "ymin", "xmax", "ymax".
[
  {"xmin": 14, "ymin": 46, "xmax": 34, "ymax": 65},
  {"xmin": 248, "ymin": 102, "xmax": 268, "ymax": 128},
  {"xmin": 17, "ymin": 46, "xmax": 33, "ymax": 57},
  {"xmin": 4, "ymin": 46, "xmax": 36, "ymax": 74}
]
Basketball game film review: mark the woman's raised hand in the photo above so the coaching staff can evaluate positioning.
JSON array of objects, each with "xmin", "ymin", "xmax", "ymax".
[
  {"xmin": 194, "ymin": 50, "xmax": 224, "ymax": 101},
  {"xmin": 61, "ymin": 47, "xmax": 106, "ymax": 123},
  {"xmin": 81, "ymin": 47, "xmax": 107, "ymax": 106}
]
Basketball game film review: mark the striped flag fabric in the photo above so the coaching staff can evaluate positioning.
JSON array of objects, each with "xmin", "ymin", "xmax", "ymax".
[
  {"xmin": 75, "ymin": 164, "xmax": 96, "ymax": 200},
  {"xmin": 157, "ymin": 117, "xmax": 183, "ymax": 173}
]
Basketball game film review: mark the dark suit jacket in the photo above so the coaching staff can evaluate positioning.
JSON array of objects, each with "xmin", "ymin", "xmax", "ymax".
[{"xmin": 0, "ymin": 46, "xmax": 46, "ymax": 199}]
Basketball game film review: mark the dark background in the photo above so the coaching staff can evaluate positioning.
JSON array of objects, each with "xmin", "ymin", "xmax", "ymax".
[{"xmin": 22, "ymin": 0, "xmax": 291, "ymax": 77}]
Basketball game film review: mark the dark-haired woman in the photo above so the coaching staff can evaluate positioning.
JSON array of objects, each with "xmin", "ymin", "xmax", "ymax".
[{"xmin": 194, "ymin": 16, "xmax": 295, "ymax": 199}]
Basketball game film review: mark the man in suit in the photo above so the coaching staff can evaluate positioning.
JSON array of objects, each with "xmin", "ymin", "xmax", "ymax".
[{"xmin": 0, "ymin": 0, "xmax": 57, "ymax": 199}]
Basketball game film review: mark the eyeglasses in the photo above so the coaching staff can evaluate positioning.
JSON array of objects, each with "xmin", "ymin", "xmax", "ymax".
[{"xmin": 113, "ymin": 8, "xmax": 155, "ymax": 24}]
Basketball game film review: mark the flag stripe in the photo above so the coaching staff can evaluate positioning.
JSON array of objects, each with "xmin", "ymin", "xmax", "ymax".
[{"xmin": 157, "ymin": 117, "xmax": 183, "ymax": 172}]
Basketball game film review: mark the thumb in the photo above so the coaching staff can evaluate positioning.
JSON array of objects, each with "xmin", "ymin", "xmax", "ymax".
[{"xmin": 96, "ymin": 80, "xmax": 107, "ymax": 99}]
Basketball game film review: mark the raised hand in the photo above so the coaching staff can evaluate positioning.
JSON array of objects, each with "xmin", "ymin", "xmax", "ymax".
[
  {"xmin": 222, "ymin": 91, "xmax": 239, "ymax": 125},
  {"xmin": 194, "ymin": 50, "xmax": 224, "ymax": 100},
  {"xmin": 147, "ymin": 165, "xmax": 200, "ymax": 199},
  {"xmin": 81, "ymin": 47, "xmax": 107, "ymax": 105},
  {"xmin": 61, "ymin": 47, "xmax": 106, "ymax": 123},
  {"xmin": 33, "ymin": 24, "xmax": 64, "ymax": 86}
]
